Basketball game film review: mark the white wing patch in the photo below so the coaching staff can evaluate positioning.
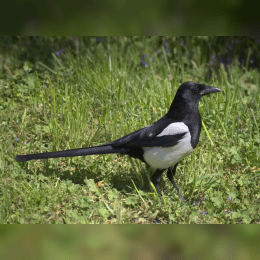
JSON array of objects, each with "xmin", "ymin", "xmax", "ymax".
[
  {"xmin": 143, "ymin": 122, "xmax": 193, "ymax": 169},
  {"xmin": 157, "ymin": 122, "xmax": 188, "ymax": 137}
]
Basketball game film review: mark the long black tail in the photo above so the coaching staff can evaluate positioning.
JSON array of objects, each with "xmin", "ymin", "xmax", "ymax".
[{"xmin": 15, "ymin": 145, "xmax": 130, "ymax": 162}]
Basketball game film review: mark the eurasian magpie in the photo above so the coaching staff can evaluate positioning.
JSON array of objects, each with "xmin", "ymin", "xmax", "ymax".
[{"xmin": 16, "ymin": 81, "xmax": 221, "ymax": 201}]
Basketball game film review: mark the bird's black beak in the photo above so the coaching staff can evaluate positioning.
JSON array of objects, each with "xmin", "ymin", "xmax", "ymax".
[{"xmin": 201, "ymin": 85, "xmax": 221, "ymax": 96}]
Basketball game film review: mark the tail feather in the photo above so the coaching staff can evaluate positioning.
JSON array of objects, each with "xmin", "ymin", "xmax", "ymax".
[{"xmin": 15, "ymin": 145, "xmax": 130, "ymax": 162}]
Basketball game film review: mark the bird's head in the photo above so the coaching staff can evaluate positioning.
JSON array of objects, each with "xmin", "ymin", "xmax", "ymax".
[
  {"xmin": 176, "ymin": 81, "xmax": 221, "ymax": 102},
  {"xmin": 167, "ymin": 81, "xmax": 221, "ymax": 119}
]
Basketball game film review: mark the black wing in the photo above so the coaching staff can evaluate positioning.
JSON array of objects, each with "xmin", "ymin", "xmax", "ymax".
[{"xmin": 112, "ymin": 116, "xmax": 187, "ymax": 148}]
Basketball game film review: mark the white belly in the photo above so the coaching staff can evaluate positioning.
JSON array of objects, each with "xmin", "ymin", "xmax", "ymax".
[{"xmin": 142, "ymin": 123, "xmax": 194, "ymax": 169}]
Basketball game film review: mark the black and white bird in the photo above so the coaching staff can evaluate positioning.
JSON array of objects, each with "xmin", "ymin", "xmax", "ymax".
[{"xmin": 16, "ymin": 82, "xmax": 221, "ymax": 201}]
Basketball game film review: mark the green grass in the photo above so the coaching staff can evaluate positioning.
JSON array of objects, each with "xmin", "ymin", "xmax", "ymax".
[{"xmin": 1, "ymin": 36, "xmax": 260, "ymax": 223}]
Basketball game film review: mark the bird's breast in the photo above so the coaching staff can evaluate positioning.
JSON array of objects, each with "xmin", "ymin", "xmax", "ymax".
[{"xmin": 142, "ymin": 131, "xmax": 193, "ymax": 169}]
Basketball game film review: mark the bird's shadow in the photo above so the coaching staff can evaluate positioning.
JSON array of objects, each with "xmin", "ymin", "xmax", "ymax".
[{"xmin": 18, "ymin": 159, "xmax": 153, "ymax": 195}]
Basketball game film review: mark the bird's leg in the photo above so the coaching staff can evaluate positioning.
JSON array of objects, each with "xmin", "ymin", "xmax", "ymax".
[
  {"xmin": 167, "ymin": 164, "xmax": 187, "ymax": 202},
  {"xmin": 151, "ymin": 169, "xmax": 165, "ymax": 197}
]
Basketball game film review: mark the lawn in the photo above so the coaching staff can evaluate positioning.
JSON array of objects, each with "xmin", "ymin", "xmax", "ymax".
[{"xmin": 0, "ymin": 36, "xmax": 259, "ymax": 223}]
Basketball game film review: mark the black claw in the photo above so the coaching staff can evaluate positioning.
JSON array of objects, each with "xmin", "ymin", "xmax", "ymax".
[
  {"xmin": 167, "ymin": 165, "xmax": 187, "ymax": 202},
  {"xmin": 151, "ymin": 167, "xmax": 187, "ymax": 202},
  {"xmin": 179, "ymin": 193, "xmax": 187, "ymax": 203}
]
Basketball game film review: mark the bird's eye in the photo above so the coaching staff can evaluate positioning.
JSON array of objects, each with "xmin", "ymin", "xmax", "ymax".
[{"xmin": 193, "ymin": 85, "xmax": 200, "ymax": 93}]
